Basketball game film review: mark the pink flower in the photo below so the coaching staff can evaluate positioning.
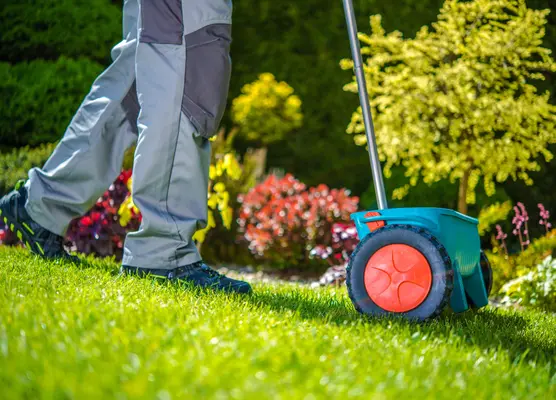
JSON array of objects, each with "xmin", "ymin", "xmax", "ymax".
[
  {"xmin": 517, "ymin": 202, "xmax": 529, "ymax": 221},
  {"xmin": 538, "ymin": 203, "xmax": 551, "ymax": 232},
  {"xmin": 495, "ymin": 224, "xmax": 507, "ymax": 240}
]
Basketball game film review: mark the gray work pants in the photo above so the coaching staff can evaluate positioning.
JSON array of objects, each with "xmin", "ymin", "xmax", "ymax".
[{"xmin": 24, "ymin": 0, "xmax": 233, "ymax": 269}]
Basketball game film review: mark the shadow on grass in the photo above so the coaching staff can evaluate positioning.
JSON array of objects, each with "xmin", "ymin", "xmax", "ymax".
[
  {"xmin": 245, "ymin": 289, "xmax": 556, "ymax": 368},
  {"xmin": 53, "ymin": 253, "xmax": 555, "ymax": 369}
]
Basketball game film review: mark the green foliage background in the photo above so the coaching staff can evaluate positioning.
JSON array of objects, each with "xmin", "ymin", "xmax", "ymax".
[
  {"xmin": 0, "ymin": 0, "xmax": 554, "ymax": 214},
  {"xmin": 0, "ymin": 58, "xmax": 102, "ymax": 148}
]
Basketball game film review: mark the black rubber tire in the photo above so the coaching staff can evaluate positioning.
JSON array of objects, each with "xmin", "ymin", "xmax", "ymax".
[
  {"xmin": 467, "ymin": 250, "xmax": 493, "ymax": 308},
  {"xmin": 346, "ymin": 225, "xmax": 453, "ymax": 322}
]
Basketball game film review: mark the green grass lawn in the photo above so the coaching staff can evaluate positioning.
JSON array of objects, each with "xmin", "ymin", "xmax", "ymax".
[{"xmin": 0, "ymin": 246, "xmax": 554, "ymax": 399}]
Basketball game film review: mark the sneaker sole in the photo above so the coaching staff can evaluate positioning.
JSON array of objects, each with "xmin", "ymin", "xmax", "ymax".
[{"xmin": 0, "ymin": 206, "xmax": 45, "ymax": 256}]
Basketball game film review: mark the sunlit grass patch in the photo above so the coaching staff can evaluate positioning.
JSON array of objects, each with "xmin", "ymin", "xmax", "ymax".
[{"xmin": 0, "ymin": 246, "xmax": 554, "ymax": 399}]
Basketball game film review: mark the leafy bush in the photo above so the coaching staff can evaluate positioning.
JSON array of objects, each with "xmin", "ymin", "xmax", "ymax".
[
  {"xmin": 487, "ymin": 202, "xmax": 555, "ymax": 293},
  {"xmin": 238, "ymin": 174, "xmax": 359, "ymax": 269},
  {"xmin": 500, "ymin": 256, "xmax": 556, "ymax": 312},
  {"xmin": 0, "ymin": 0, "xmax": 121, "ymax": 64},
  {"xmin": 66, "ymin": 170, "xmax": 139, "ymax": 258},
  {"xmin": 0, "ymin": 143, "xmax": 56, "ymax": 195},
  {"xmin": 234, "ymin": 0, "xmax": 556, "ymax": 209},
  {"xmin": 342, "ymin": 0, "xmax": 556, "ymax": 214},
  {"xmin": 0, "ymin": 58, "xmax": 103, "ymax": 147},
  {"xmin": 199, "ymin": 130, "xmax": 268, "ymax": 265},
  {"xmin": 232, "ymin": 73, "xmax": 303, "ymax": 145},
  {"xmin": 310, "ymin": 222, "xmax": 359, "ymax": 286},
  {"xmin": 192, "ymin": 152, "xmax": 243, "ymax": 244},
  {"xmin": 118, "ymin": 146, "xmax": 245, "ymax": 252},
  {"xmin": 478, "ymin": 201, "xmax": 513, "ymax": 237}
]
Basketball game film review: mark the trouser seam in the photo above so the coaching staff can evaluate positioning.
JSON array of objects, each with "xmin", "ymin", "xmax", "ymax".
[
  {"xmin": 164, "ymin": 112, "xmax": 187, "ymax": 262},
  {"xmin": 161, "ymin": 45, "xmax": 187, "ymax": 263}
]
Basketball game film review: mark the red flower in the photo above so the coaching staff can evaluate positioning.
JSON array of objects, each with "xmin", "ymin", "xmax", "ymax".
[
  {"xmin": 91, "ymin": 212, "xmax": 102, "ymax": 222},
  {"xmin": 80, "ymin": 216, "xmax": 93, "ymax": 227},
  {"xmin": 238, "ymin": 173, "xmax": 359, "ymax": 267}
]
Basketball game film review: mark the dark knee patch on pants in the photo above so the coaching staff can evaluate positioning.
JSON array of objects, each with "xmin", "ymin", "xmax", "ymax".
[
  {"xmin": 181, "ymin": 24, "xmax": 232, "ymax": 139},
  {"xmin": 122, "ymin": 81, "xmax": 140, "ymax": 134},
  {"xmin": 139, "ymin": 0, "xmax": 183, "ymax": 45}
]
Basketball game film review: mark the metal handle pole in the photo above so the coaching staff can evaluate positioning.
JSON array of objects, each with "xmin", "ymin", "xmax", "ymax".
[{"xmin": 342, "ymin": 0, "xmax": 388, "ymax": 210}]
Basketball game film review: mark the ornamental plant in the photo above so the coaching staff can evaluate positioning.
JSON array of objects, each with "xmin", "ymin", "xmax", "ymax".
[
  {"xmin": 487, "ymin": 202, "xmax": 555, "ymax": 293},
  {"xmin": 310, "ymin": 222, "xmax": 359, "ymax": 286},
  {"xmin": 238, "ymin": 174, "xmax": 359, "ymax": 269},
  {"xmin": 493, "ymin": 202, "xmax": 552, "ymax": 255},
  {"xmin": 477, "ymin": 201, "xmax": 512, "ymax": 237},
  {"xmin": 500, "ymin": 255, "xmax": 556, "ymax": 312},
  {"xmin": 66, "ymin": 170, "xmax": 140, "ymax": 258},
  {"xmin": 342, "ymin": 0, "xmax": 556, "ymax": 214},
  {"xmin": 197, "ymin": 129, "xmax": 264, "ymax": 264},
  {"xmin": 231, "ymin": 73, "xmax": 303, "ymax": 146},
  {"xmin": 539, "ymin": 203, "xmax": 552, "ymax": 233},
  {"xmin": 0, "ymin": 143, "xmax": 56, "ymax": 195},
  {"xmin": 117, "ymin": 149, "xmax": 243, "ymax": 246},
  {"xmin": 192, "ymin": 151, "xmax": 243, "ymax": 244}
]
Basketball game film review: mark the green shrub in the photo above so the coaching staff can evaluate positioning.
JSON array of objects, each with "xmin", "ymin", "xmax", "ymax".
[
  {"xmin": 198, "ymin": 129, "xmax": 265, "ymax": 266},
  {"xmin": 231, "ymin": 73, "xmax": 303, "ymax": 146},
  {"xmin": 500, "ymin": 255, "xmax": 556, "ymax": 312},
  {"xmin": 0, "ymin": 143, "xmax": 56, "ymax": 195},
  {"xmin": 0, "ymin": 0, "xmax": 121, "ymax": 64},
  {"xmin": 0, "ymin": 58, "xmax": 102, "ymax": 148},
  {"xmin": 478, "ymin": 202, "xmax": 513, "ymax": 237},
  {"xmin": 488, "ymin": 229, "xmax": 556, "ymax": 293}
]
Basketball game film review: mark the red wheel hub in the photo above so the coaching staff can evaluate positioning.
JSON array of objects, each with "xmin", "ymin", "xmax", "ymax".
[{"xmin": 364, "ymin": 244, "xmax": 432, "ymax": 313}]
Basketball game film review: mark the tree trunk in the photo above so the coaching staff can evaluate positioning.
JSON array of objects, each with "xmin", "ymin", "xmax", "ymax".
[
  {"xmin": 457, "ymin": 169, "xmax": 470, "ymax": 215},
  {"xmin": 246, "ymin": 146, "xmax": 268, "ymax": 182}
]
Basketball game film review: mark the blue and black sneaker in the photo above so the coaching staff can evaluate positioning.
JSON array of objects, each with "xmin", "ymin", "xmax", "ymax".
[
  {"xmin": 0, "ymin": 180, "xmax": 79, "ymax": 263},
  {"xmin": 121, "ymin": 262, "xmax": 253, "ymax": 294}
]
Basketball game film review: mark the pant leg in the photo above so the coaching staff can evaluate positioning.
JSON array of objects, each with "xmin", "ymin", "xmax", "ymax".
[
  {"xmin": 122, "ymin": 0, "xmax": 233, "ymax": 269},
  {"xmin": 25, "ymin": 0, "xmax": 141, "ymax": 236}
]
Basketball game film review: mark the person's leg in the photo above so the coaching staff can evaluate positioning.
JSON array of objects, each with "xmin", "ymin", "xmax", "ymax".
[
  {"xmin": 122, "ymin": 0, "xmax": 233, "ymax": 270},
  {"xmin": 0, "ymin": 0, "xmax": 141, "ymax": 260},
  {"xmin": 24, "ymin": 0, "xmax": 141, "ymax": 236}
]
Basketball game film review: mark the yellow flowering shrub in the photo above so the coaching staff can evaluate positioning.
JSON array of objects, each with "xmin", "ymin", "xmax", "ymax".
[
  {"xmin": 118, "ymin": 176, "xmax": 139, "ymax": 228},
  {"xmin": 231, "ymin": 73, "xmax": 303, "ymax": 145},
  {"xmin": 193, "ymin": 153, "xmax": 243, "ymax": 243}
]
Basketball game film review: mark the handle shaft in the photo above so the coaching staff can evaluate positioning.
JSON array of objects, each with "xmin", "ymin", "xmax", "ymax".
[{"xmin": 342, "ymin": 0, "xmax": 388, "ymax": 210}]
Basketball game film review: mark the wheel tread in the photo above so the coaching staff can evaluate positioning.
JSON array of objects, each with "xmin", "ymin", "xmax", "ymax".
[{"xmin": 347, "ymin": 224, "xmax": 453, "ymax": 322}]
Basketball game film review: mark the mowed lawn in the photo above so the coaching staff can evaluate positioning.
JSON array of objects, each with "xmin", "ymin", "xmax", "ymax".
[{"xmin": 0, "ymin": 247, "xmax": 554, "ymax": 399}]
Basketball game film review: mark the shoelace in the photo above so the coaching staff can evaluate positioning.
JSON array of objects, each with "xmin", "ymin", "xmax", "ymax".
[{"xmin": 200, "ymin": 263, "xmax": 222, "ymax": 278}]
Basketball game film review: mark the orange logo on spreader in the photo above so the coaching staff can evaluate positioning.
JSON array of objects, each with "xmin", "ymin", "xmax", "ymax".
[{"xmin": 364, "ymin": 211, "xmax": 385, "ymax": 232}]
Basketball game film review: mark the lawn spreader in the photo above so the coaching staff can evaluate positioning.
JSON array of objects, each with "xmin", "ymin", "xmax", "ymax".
[{"xmin": 341, "ymin": 0, "xmax": 492, "ymax": 321}]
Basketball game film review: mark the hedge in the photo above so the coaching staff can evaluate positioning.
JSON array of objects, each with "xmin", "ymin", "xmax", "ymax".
[
  {"xmin": 0, "ymin": 58, "xmax": 103, "ymax": 148},
  {"xmin": 0, "ymin": 143, "xmax": 56, "ymax": 195},
  {"xmin": 0, "ymin": 0, "xmax": 121, "ymax": 65}
]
